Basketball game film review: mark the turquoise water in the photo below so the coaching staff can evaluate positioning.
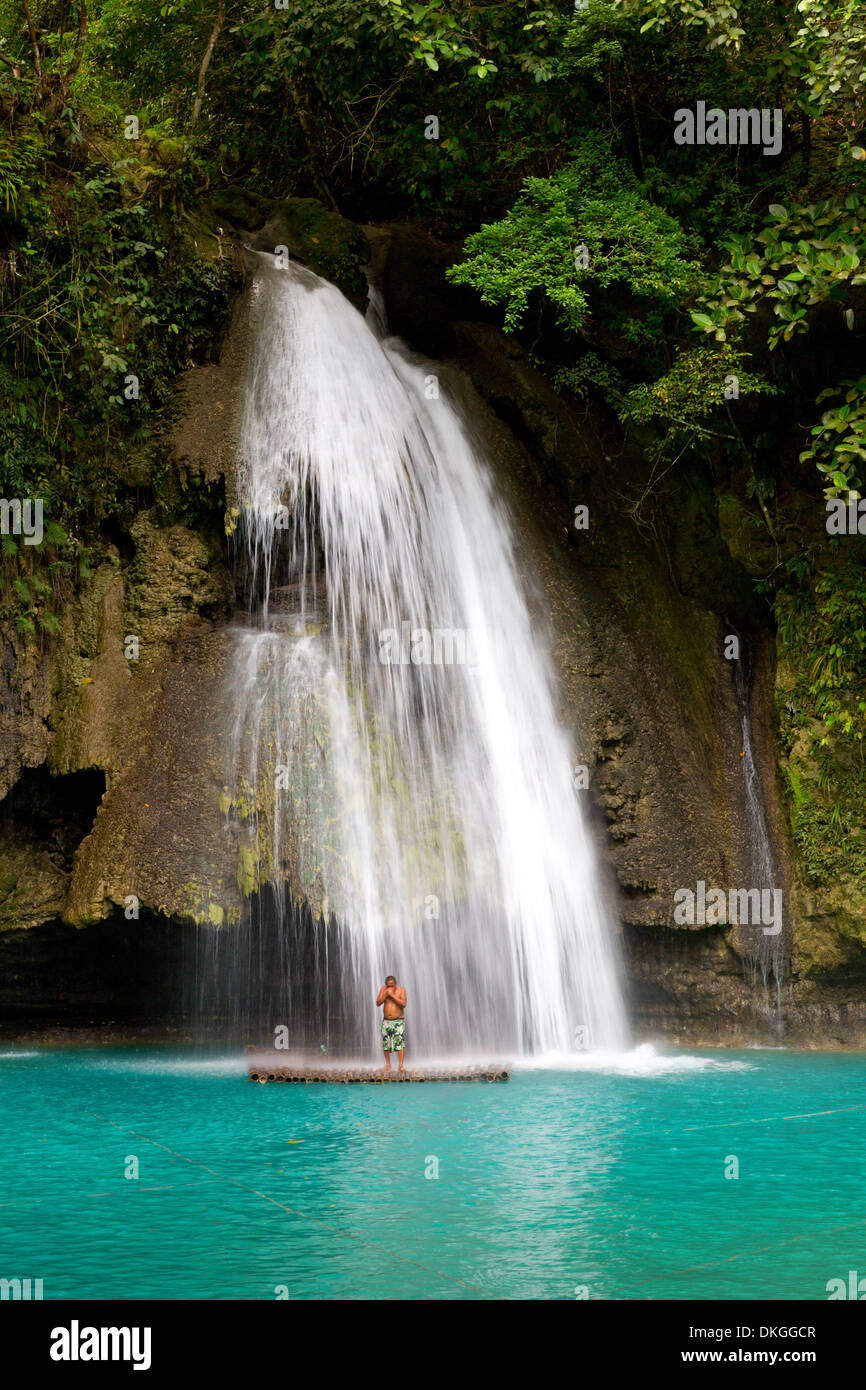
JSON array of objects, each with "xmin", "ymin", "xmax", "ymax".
[{"xmin": 1, "ymin": 1045, "xmax": 863, "ymax": 1300}]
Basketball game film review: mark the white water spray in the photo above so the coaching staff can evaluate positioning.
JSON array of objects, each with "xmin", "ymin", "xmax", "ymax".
[
  {"xmin": 733, "ymin": 646, "xmax": 785, "ymax": 991},
  {"xmin": 226, "ymin": 256, "xmax": 627, "ymax": 1059}
]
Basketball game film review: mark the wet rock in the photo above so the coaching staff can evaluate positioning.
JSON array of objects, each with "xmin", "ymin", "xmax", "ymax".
[{"xmin": 248, "ymin": 197, "xmax": 370, "ymax": 311}]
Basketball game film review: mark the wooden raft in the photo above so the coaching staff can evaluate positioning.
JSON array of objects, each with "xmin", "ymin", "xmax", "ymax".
[{"xmin": 248, "ymin": 1065, "xmax": 509, "ymax": 1084}]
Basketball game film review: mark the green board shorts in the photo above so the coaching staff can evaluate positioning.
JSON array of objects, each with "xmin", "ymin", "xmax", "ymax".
[{"xmin": 381, "ymin": 1018, "xmax": 406, "ymax": 1052}]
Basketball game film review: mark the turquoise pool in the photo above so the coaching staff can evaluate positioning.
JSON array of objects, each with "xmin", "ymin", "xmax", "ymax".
[{"xmin": 1, "ymin": 1045, "xmax": 863, "ymax": 1300}]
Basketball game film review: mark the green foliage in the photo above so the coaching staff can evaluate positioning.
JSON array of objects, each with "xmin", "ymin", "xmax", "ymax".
[
  {"xmin": 801, "ymin": 560, "xmax": 866, "ymax": 743},
  {"xmin": 553, "ymin": 352, "xmax": 627, "ymax": 408},
  {"xmin": 612, "ymin": 0, "xmax": 745, "ymax": 50},
  {"xmin": 776, "ymin": 547, "xmax": 866, "ymax": 880},
  {"xmin": 0, "ymin": 516, "xmax": 82, "ymax": 645},
  {"xmin": 0, "ymin": 142, "xmax": 240, "ymax": 526},
  {"xmin": 616, "ymin": 0, "xmax": 866, "ymax": 120},
  {"xmin": 0, "ymin": 128, "xmax": 44, "ymax": 212},
  {"xmin": 218, "ymin": 0, "xmax": 574, "ymax": 219},
  {"xmin": 447, "ymin": 140, "xmax": 698, "ymax": 347},
  {"xmin": 622, "ymin": 345, "xmax": 772, "ymax": 424},
  {"xmin": 800, "ymin": 376, "xmax": 866, "ymax": 497},
  {"xmin": 618, "ymin": 345, "xmax": 774, "ymax": 468},
  {"xmin": 787, "ymin": 0, "xmax": 866, "ymax": 120},
  {"xmin": 693, "ymin": 195, "xmax": 866, "ymax": 349}
]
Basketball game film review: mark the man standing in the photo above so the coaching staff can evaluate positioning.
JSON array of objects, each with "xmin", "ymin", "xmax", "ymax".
[{"xmin": 376, "ymin": 975, "xmax": 407, "ymax": 1073}]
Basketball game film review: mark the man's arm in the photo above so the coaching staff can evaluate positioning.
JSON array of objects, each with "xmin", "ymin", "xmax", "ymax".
[
  {"xmin": 376, "ymin": 986, "xmax": 388, "ymax": 1006},
  {"xmin": 393, "ymin": 987, "xmax": 407, "ymax": 1008}
]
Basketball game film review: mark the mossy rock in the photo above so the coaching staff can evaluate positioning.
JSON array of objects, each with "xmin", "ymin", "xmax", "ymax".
[
  {"xmin": 716, "ymin": 490, "xmax": 776, "ymax": 576},
  {"xmin": 211, "ymin": 185, "xmax": 270, "ymax": 231},
  {"xmin": 0, "ymin": 840, "xmax": 68, "ymax": 932},
  {"xmin": 126, "ymin": 511, "xmax": 233, "ymax": 646},
  {"xmin": 249, "ymin": 197, "xmax": 370, "ymax": 310},
  {"xmin": 153, "ymin": 138, "xmax": 184, "ymax": 168}
]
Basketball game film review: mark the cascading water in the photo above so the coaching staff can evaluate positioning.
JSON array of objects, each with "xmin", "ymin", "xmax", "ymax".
[
  {"xmin": 732, "ymin": 638, "xmax": 785, "ymax": 994},
  {"xmin": 221, "ymin": 254, "xmax": 627, "ymax": 1060}
]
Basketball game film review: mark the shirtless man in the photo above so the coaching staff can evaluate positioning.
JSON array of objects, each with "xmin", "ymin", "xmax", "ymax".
[{"xmin": 376, "ymin": 975, "xmax": 407, "ymax": 1072}]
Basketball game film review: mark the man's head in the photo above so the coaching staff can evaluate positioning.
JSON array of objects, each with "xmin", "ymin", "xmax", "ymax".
[{"xmin": 385, "ymin": 975, "xmax": 396, "ymax": 987}]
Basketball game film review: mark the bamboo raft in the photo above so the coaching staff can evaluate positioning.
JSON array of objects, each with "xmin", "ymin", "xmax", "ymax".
[{"xmin": 248, "ymin": 1065, "xmax": 509, "ymax": 1084}]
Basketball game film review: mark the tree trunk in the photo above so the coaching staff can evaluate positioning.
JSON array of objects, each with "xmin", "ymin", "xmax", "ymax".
[
  {"xmin": 21, "ymin": 0, "xmax": 42, "ymax": 96},
  {"xmin": 65, "ymin": 0, "xmax": 88, "ymax": 86},
  {"xmin": 190, "ymin": 0, "xmax": 226, "ymax": 131},
  {"xmin": 800, "ymin": 110, "xmax": 812, "ymax": 182},
  {"xmin": 43, "ymin": 1, "xmax": 88, "ymax": 116}
]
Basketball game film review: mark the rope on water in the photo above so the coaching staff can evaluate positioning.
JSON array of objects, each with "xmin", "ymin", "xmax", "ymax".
[
  {"xmin": 606, "ymin": 1210, "xmax": 866, "ymax": 1296},
  {"xmin": 42, "ymin": 1093, "xmax": 866, "ymax": 1299},
  {"xmin": 56, "ymin": 1099, "xmax": 508, "ymax": 1300},
  {"xmin": 680, "ymin": 1101, "xmax": 866, "ymax": 1131}
]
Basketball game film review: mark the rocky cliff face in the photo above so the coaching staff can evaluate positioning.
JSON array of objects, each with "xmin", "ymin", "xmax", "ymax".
[
  {"xmin": 434, "ymin": 311, "xmax": 866, "ymax": 1045},
  {"xmin": 2, "ymin": 199, "xmax": 864, "ymax": 1044}
]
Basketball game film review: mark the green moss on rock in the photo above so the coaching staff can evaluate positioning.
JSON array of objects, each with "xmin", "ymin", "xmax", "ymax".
[
  {"xmin": 0, "ymin": 840, "xmax": 68, "ymax": 932},
  {"xmin": 249, "ymin": 197, "xmax": 370, "ymax": 310}
]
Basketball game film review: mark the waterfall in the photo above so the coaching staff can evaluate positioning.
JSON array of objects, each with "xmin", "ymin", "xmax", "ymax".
[
  {"xmin": 732, "ymin": 640, "xmax": 785, "ymax": 992},
  {"xmin": 221, "ymin": 255, "xmax": 627, "ymax": 1060}
]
